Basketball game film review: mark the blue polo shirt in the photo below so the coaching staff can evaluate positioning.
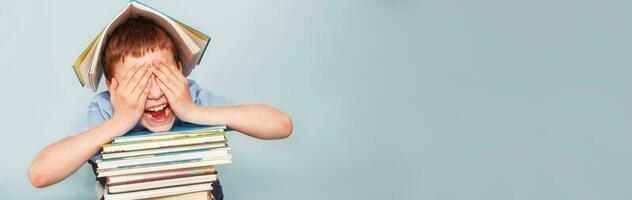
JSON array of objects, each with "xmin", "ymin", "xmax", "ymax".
[{"xmin": 70, "ymin": 79, "xmax": 234, "ymax": 200}]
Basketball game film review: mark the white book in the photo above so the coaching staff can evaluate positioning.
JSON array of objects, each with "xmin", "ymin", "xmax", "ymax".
[
  {"xmin": 104, "ymin": 182, "xmax": 212, "ymax": 200},
  {"xmin": 107, "ymin": 166, "xmax": 216, "ymax": 185},
  {"xmin": 108, "ymin": 174, "xmax": 216, "ymax": 193},
  {"xmin": 102, "ymin": 142, "xmax": 226, "ymax": 160},
  {"xmin": 147, "ymin": 191, "xmax": 210, "ymax": 200},
  {"xmin": 72, "ymin": 1, "xmax": 211, "ymax": 91},
  {"xmin": 97, "ymin": 148, "xmax": 230, "ymax": 169},
  {"xmin": 112, "ymin": 126, "xmax": 226, "ymax": 144},
  {"xmin": 102, "ymin": 134, "xmax": 226, "ymax": 153},
  {"xmin": 98, "ymin": 158, "xmax": 232, "ymax": 177}
]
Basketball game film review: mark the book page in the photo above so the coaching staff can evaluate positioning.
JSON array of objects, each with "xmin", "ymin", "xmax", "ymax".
[
  {"xmin": 88, "ymin": 3, "xmax": 133, "ymax": 91},
  {"xmin": 130, "ymin": 2, "xmax": 200, "ymax": 75}
]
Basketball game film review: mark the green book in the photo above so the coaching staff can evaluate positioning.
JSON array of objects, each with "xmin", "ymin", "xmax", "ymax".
[
  {"xmin": 112, "ymin": 124, "xmax": 226, "ymax": 144},
  {"xmin": 97, "ymin": 147, "xmax": 231, "ymax": 170},
  {"xmin": 102, "ymin": 133, "xmax": 226, "ymax": 153},
  {"xmin": 101, "ymin": 142, "xmax": 227, "ymax": 159}
]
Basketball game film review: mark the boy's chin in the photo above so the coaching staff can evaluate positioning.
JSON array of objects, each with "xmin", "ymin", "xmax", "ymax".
[{"xmin": 140, "ymin": 116, "xmax": 175, "ymax": 132}]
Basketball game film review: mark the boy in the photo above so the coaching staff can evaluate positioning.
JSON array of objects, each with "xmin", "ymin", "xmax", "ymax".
[{"xmin": 28, "ymin": 17, "xmax": 293, "ymax": 199}]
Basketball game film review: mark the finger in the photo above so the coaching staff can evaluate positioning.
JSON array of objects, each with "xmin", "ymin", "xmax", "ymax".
[
  {"xmin": 164, "ymin": 60, "xmax": 187, "ymax": 82},
  {"xmin": 154, "ymin": 59, "xmax": 186, "ymax": 83},
  {"xmin": 154, "ymin": 60, "xmax": 179, "ymax": 82},
  {"xmin": 155, "ymin": 75, "xmax": 176, "ymax": 99},
  {"xmin": 126, "ymin": 64, "xmax": 151, "ymax": 94},
  {"xmin": 138, "ymin": 75, "xmax": 153, "ymax": 103},
  {"xmin": 122, "ymin": 63, "xmax": 145, "ymax": 87},
  {"xmin": 170, "ymin": 62, "xmax": 188, "ymax": 83},
  {"xmin": 153, "ymin": 64, "xmax": 182, "ymax": 93},
  {"xmin": 155, "ymin": 74, "xmax": 174, "ymax": 95},
  {"xmin": 132, "ymin": 65, "xmax": 153, "ymax": 99},
  {"xmin": 156, "ymin": 78, "xmax": 178, "ymax": 106}
]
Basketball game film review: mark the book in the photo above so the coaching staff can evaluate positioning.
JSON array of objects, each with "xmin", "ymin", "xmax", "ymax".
[
  {"xmin": 73, "ymin": 0, "xmax": 211, "ymax": 92},
  {"xmin": 104, "ymin": 182, "xmax": 212, "ymax": 200},
  {"xmin": 97, "ymin": 148, "xmax": 230, "ymax": 169},
  {"xmin": 112, "ymin": 125, "xmax": 227, "ymax": 144},
  {"xmin": 147, "ymin": 191, "xmax": 211, "ymax": 200},
  {"xmin": 102, "ymin": 142, "xmax": 226, "ymax": 160},
  {"xmin": 102, "ymin": 133, "xmax": 226, "ymax": 153},
  {"xmin": 108, "ymin": 174, "xmax": 217, "ymax": 193},
  {"xmin": 106, "ymin": 167, "xmax": 216, "ymax": 186},
  {"xmin": 98, "ymin": 157, "xmax": 232, "ymax": 177}
]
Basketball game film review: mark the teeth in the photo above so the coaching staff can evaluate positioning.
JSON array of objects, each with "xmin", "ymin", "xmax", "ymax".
[{"xmin": 147, "ymin": 104, "xmax": 166, "ymax": 112}]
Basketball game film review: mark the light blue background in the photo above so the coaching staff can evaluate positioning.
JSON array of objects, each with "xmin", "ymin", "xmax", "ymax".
[{"xmin": 1, "ymin": 0, "xmax": 631, "ymax": 199}]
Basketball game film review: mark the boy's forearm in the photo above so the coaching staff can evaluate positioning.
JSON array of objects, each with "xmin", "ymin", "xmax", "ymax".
[
  {"xmin": 186, "ymin": 104, "xmax": 293, "ymax": 139},
  {"xmin": 29, "ymin": 119, "xmax": 129, "ymax": 188}
]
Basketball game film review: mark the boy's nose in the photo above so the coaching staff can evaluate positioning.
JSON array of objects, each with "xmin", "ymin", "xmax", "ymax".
[{"xmin": 147, "ymin": 78, "xmax": 164, "ymax": 100}]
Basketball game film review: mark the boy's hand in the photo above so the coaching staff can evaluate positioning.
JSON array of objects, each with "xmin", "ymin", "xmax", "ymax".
[
  {"xmin": 109, "ymin": 63, "xmax": 153, "ymax": 132},
  {"xmin": 152, "ymin": 59, "xmax": 197, "ymax": 122}
]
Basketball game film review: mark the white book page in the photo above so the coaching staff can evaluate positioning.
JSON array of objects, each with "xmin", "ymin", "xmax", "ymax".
[
  {"xmin": 88, "ymin": 3, "xmax": 133, "ymax": 91},
  {"xmin": 78, "ymin": 34, "xmax": 101, "ymax": 89},
  {"xmin": 177, "ymin": 23, "xmax": 210, "ymax": 75},
  {"xmin": 87, "ymin": 2, "xmax": 201, "ymax": 91},
  {"xmin": 130, "ymin": 2, "xmax": 200, "ymax": 71}
]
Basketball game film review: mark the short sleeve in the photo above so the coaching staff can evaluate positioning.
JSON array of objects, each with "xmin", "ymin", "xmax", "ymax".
[
  {"xmin": 188, "ymin": 79, "xmax": 238, "ymax": 106},
  {"xmin": 68, "ymin": 93, "xmax": 113, "ymax": 136}
]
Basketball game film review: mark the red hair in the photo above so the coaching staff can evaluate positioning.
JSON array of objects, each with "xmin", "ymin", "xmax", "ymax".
[{"xmin": 101, "ymin": 16, "xmax": 179, "ymax": 80}]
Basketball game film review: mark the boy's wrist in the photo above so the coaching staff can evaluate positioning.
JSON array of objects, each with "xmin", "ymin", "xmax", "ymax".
[
  {"xmin": 180, "ymin": 104, "xmax": 202, "ymax": 123},
  {"xmin": 107, "ymin": 116, "xmax": 135, "ymax": 136},
  {"xmin": 180, "ymin": 105, "xmax": 228, "ymax": 126}
]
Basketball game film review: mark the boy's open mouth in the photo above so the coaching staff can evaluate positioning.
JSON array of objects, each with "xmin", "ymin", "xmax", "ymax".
[{"xmin": 143, "ymin": 103, "xmax": 172, "ymax": 125}]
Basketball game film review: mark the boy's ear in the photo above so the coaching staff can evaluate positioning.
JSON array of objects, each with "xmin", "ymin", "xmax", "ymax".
[
  {"xmin": 177, "ymin": 62, "xmax": 183, "ymax": 72},
  {"xmin": 105, "ymin": 79, "xmax": 111, "ymax": 91}
]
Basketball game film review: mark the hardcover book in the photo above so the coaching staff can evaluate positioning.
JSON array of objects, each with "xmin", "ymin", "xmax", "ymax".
[{"xmin": 73, "ymin": 0, "xmax": 211, "ymax": 91}]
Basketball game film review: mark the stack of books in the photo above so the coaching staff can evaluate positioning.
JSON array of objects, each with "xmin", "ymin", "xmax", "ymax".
[{"xmin": 96, "ymin": 125, "xmax": 232, "ymax": 200}]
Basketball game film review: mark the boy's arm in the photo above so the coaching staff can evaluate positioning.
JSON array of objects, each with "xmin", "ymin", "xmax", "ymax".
[
  {"xmin": 30, "ymin": 64, "xmax": 153, "ymax": 188},
  {"xmin": 29, "ymin": 119, "xmax": 128, "ymax": 188},
  {"xmin": 152, "ymin": 59, "xmax": 293, "ymax": 139},
  {"xmin": 186, "ymin": 104, "xmax": 293, "ymax": 139}
]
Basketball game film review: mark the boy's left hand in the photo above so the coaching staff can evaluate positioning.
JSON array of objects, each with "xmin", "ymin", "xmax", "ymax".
[{"xmin": 152, "ymin": 59, "xmax": 197, "ymax": 122}]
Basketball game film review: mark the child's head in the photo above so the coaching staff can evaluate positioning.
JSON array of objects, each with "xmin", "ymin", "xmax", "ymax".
[{"xmin": 102, "ymin": 16, "xmax": 181, "ymax": 132}]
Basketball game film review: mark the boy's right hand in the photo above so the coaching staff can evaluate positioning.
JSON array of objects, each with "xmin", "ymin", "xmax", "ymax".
[{"xmin": 109, "ymin": 63, "xmax": 154, "ymax": 133}]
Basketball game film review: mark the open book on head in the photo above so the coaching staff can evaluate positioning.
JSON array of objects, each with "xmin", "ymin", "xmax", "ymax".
[{"xmin": 73, "ymin": 0, "xmax": 211, "ymax": 92}]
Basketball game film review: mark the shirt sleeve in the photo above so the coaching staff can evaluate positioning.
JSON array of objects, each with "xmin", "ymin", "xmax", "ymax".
[
  {"xmin": 188, "ymin": 79, "xmax": 238, "ymax": 106},
  {"xmin": 68, "ymin": 94, "xmax": 112, "ymax": 136}
]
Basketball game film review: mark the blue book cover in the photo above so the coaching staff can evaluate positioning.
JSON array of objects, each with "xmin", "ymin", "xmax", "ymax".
[{"xmin": 114, "ymin": 124, "xmax": 228, "ymax": 141}]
